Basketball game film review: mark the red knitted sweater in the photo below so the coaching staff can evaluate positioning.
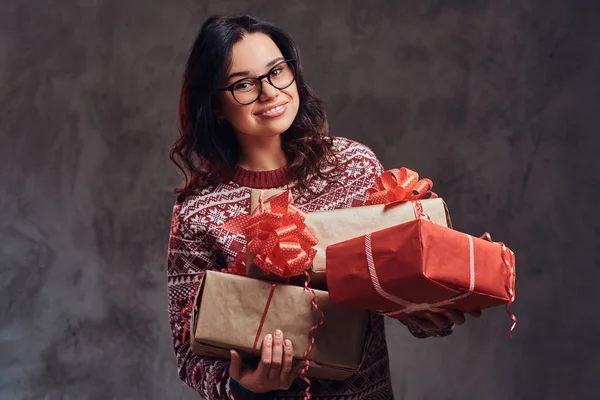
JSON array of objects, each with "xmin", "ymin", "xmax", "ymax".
[{"xmin": 167, "ymin": 137, "xmax": 450, "ymax": 399}]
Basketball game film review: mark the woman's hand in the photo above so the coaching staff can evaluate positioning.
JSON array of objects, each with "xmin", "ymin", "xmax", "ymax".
[
  {"xmin": 403, "ymin": 309, "xmax": 482, "ymax": 332},
  {"xmin": 229, "ymin": 329, "xmax": 306, "ymax": 394}
]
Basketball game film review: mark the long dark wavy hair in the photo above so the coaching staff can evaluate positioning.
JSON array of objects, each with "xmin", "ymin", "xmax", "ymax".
[{"xmin": 170, "ymin": 14, "xmax": 340, "ymax": 197}]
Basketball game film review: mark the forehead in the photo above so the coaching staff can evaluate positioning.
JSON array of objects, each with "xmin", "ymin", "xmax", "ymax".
[{"xmin": 229, "ymin": 33, "xmax": 283, "ymax": 74}]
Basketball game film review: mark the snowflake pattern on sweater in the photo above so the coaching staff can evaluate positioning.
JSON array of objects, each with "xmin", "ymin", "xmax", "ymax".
[{"xmin": 167, "ymin": 137, "xmax": 450, "ymax": 399}]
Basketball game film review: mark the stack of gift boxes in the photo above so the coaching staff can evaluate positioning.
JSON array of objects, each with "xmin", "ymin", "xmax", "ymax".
[{"xmin": 188, "ymin": 168, "xmax": 517, "ymax": 381}]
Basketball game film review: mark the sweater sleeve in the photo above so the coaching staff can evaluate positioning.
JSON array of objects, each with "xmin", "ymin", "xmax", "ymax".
[
  {"xmin": 167, "ymin": 200, "xmax": 246, "ymax": 399},
  {"xmin": 363, "ymin": 146, "xmax": 454, "ymax": 340}
]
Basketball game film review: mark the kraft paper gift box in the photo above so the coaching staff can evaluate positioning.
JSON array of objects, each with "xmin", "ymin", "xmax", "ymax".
[
  {"xmin": 247, "ymin": 189, "xmax": 452, "ymax": 288},
  {"xmin": 190, "ymin": 270, "xmax": 371, "ymax": 381},
  {"xmin": 325, "ymin": 213, "xmax": 516, "ymax": 321}
]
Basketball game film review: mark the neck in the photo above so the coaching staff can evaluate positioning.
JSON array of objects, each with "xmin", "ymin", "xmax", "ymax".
[{"xmin": 236, "ymin": 133, "xmax": 287, "ymax": 171}]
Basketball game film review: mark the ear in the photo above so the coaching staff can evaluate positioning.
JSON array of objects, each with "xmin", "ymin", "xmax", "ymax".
[{"xmin": 214, "ymin": 106, "xmax": 227, "ymax": 124}]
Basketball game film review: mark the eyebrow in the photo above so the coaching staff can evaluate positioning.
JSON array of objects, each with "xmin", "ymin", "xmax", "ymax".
[{"xmin": 227, "ymin": 57, "xmax": 285, "ymax": 80}]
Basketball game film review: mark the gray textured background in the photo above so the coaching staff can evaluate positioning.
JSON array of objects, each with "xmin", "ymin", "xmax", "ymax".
[{"xmin": 1, "ymin": 1, "xmax": 599, "ymax": 399}]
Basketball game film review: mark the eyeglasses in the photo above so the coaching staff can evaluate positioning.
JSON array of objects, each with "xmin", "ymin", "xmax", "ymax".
[{"xmin": 219, "ymin": 59, "xmax": 297, "ymax": 105}]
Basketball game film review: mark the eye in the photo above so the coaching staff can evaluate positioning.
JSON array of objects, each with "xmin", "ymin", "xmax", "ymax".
[
  {"xmin": 270, "ymin": 66, "xmax": 284, "ymax": 76},
  {"xmin": 233, "ymin": 80, "xmax": 256, "ymax": 92}
]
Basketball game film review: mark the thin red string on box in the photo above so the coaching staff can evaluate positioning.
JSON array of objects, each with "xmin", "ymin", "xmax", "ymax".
[
  {"xmin": 252, "ymin": 284, "xmax": 278, "ymax": 351},
  {"xmin": 298, "ymin": 269, "xmax": 324, "ymax": 400},
  {"xmin": 244, "ymin": 274, "xmax": 321, "ymax": 400},
  {"xmin": 412, "ymin": 199, "xmax": 434, "ymax": 223},
  {"xmin": 180, "ymin": 273, "xmax": 204, "ymax": 344},
  {"xmin": 480, "ymin": 232, "xmax": 517, "ymax": 338},
  {"xmin": 258, "ymin": 190, "xmax": 265, "ymax": 213}
]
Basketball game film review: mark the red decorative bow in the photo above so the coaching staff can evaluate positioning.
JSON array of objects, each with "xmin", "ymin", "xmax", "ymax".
[
  {"xmin": 366, "ymin": 167, "xmax": 437, "ymax": 205},
  {"xmin": 221, "ymin": 191, "xmax": 318, "ymax": 278}
]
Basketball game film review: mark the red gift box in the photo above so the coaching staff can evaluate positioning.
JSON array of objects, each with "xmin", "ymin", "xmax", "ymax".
[{"xmin": 325, "ymin": 204, "xmax": 516, "ymax": 330}]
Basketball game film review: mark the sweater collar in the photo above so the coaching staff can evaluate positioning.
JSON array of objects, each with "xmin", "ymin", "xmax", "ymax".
[{"xmin": 231, "ymin": 164, "xmax": 290, "ymax": 189}]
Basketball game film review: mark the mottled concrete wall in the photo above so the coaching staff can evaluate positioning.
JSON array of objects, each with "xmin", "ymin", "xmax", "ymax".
[{"xmin": 1, "ymin": 1, "xmax": 598, "ymax": 399}]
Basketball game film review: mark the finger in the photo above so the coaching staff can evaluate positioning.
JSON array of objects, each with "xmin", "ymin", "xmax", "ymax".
[
  {"xmin": 443, "ymin": 309, "xmax": 466, "ymax": 326},
  {"xmin": 267, "ymin": 330, "xmax": 284, "ymax": 381},
  {"xmin": 469, "ymin": 309, "xmax": 482, "ymax": 318},
  {"xmin": 229, "ymin": 350, "xmax": 242, "ymax": 381},
  {"xmin": 279, "ymin": 338, "xmax": 294, "ymax": 387},
  {"xmin": 256, "ymin": 334, "xmax": 273, "ymax": 379},
  {"xmin": 407, "ymin": 316, "xmax": 439, "ymax": 331},
  {"xmin": 425, "ymin": 311, "xmax": 452, "ymax": 329}
]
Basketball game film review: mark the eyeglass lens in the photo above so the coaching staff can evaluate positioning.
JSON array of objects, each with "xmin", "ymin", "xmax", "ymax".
[{"xmin": 231, "ymin": 61, "xmax": 295, "ymax": 104}]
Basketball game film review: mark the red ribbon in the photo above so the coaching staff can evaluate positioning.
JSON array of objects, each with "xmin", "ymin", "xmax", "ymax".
[
  {"xmin": 480, "ymin": 232, "xmax": 517, "ymax": 338},
  {"xmin": 253, "ymin": 284, "xmax": 278, "ymax": 351},
  {"xmin": 366, "ymin": 167, "xmax": 437, "ymax": 205},
  {"xmin": 298, "ymin": 270, "xmax": 324, "ymax": 400},
  {"xmin": 222, "ymin": 252, "xmax": 247, "ymax": 276},
  {"xmin": 411, "ymin": 199, "xmax": 434, "ymax": 222},
  {"xmin": 248, "ymin": 274, "xmax": 323, "ymax": 400},
  {"xmin": 221, "ymin": 191, "xmax": 318, "ymax": 278}
]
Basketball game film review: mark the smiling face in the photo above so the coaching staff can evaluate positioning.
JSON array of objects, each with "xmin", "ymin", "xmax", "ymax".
[{"xmin": 216, "ymin": 33, "xmax": 300, "ymax": 140}]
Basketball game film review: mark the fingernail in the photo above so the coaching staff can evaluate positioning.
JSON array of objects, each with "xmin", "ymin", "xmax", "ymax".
[
  {"xmin": 284, "ymin": 339, "xmax": 291, "ymax": 347},
  {"xmin": 265, "ymin": 334, "xmax": 272, "ymax": 342},
  {"xmin": 275, "ymin": 329, "xmax": 282, "ymax": 337}
]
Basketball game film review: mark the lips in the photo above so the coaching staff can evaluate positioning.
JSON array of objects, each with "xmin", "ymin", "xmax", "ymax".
[{"xmin": 256, "ymin": 101, "xmax": 288, "ymax": 115}]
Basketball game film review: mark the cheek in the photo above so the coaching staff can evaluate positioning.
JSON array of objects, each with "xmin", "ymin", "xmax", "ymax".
[
  {"xmin": 285, "ymin": 84, "xmax": 301, "ymax": 114},
  {"xmin": 289, "ymin": 83, "xmax": 300, "ymax": 102},
  {"xmin": 226, "ymin": 112, "xmax": 252, "ymax": 134},
  {"xmin": 222, "ymin": 98, "xmax": 252, "ymax": 124}
]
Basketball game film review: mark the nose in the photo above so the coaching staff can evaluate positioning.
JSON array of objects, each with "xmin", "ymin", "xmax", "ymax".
[{"xmin": 258, "ymin": 79, "xmax": 280, "ymax": 101}]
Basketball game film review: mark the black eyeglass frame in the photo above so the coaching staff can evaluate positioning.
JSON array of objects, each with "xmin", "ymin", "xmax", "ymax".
[{"xmin": 218, "ymin": 59, "xmax": 297, "ymax": 105}]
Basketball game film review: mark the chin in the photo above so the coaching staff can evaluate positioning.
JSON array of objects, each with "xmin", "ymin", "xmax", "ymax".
[
  {"xmin": 259, "ymin": 125, "xmax": 291, "ymax": 138},
  {"xmin": 257, "ymin": 116, "xmax": 296, "ymax": 137}
]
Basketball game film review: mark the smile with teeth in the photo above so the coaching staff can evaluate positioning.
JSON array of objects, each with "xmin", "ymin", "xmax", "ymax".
[{"xmin": 260, "ymin": 104, "xmax": 286, "ymax": 115}]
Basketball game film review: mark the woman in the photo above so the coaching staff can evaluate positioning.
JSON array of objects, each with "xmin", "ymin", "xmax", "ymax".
[{"xmin": 168, "ymin": 14, "xmax": 479, "ymax": 399}]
